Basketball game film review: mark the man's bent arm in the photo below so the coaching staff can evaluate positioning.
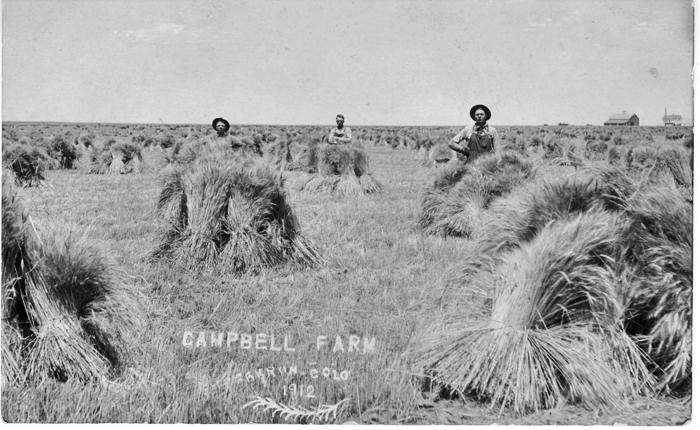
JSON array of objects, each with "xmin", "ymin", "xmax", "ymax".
[
  {"xmin": 338, "ymin": 127, "xmax": 352, "ymax": 143},
  {"xmin": 448, "ymin": 127, "xmax": 469, "ymax": 154},
  {"xmin": 448, "ymin": 142, "xmax": 468, "ymax": 155},
  {"xmin": 328, "ymin": 131, "xmax": 337, "ymax": 144}
]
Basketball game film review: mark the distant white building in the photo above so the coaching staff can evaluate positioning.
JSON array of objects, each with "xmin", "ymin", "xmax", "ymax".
[{"xmin": 663, "ymin": 108, "xmax": 683, "ymax": 126}]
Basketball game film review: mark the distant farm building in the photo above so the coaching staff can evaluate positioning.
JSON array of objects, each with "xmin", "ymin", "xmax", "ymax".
[
  {"xmin": 604, "ymin": 111, "xmax": 639, "ymax": 126},
  {"xmin": 663, "ymin": 109, "xmax": 683, "ymax": 126}
]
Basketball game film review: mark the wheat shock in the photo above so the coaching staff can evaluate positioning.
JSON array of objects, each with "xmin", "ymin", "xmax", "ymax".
[{"xmin": 181, "ymin": 332, "xmax": 377, "ymax": 354}]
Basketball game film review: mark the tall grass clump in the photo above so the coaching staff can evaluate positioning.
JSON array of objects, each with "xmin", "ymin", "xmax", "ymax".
[
  {"xmin": 419, "ymin": 151, "xmax": 534, "ymax": 237},
  {"xmin": 1, "ymin": 177, "xmax": 138, "ymax": 384},
  {"xmin": 152, "ymin": 157, "xmax": 323, "ymax": 272},
  {"xmin": 287, "ymin": 143, "xmax": 382, "ymax": 194}
]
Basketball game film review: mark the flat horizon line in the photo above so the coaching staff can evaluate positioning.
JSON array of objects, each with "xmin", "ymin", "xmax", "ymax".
[{"xmin": 1, "ymin": 120, "xmax": 691, "ymax": 128}]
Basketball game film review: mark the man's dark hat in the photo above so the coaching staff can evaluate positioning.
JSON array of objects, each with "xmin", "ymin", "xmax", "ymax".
[
  {"xmin": 469, "ymin": 104, "xmax": 491, "ymax": 121},
  {"xmin": 212, "ymin": 117, "xmax": 230, "ymax": 132}
]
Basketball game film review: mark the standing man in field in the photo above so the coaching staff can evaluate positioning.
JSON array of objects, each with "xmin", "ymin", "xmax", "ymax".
[
  {"xmin": 448, "ymin": 104, "xmax": 498, "ymax": 162},
  {"xmin": 213, "ymin": 117, "xmax": 230, "ymax": 138},
  {"xmin": 210, "ymin": 117, "xmax": 262, "ymax": 156},
  {"xmin": 328, "ymin": 114, "xmax": 352, "ymax": 144}
]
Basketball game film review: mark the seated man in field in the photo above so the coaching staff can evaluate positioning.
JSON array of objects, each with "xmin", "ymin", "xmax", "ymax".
[
  {"xmin": 328, "ymin": 114, "xmax": 352, "ymax": 145},
  {"xmin": 448, "ymin": 104, "xmax": 499, "ymax": 162}
]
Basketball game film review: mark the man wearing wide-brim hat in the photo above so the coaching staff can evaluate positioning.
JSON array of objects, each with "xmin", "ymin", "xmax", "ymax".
[
  {"xmin": 448, "ymin": 104, "xmax": 499, "ymax": 162},
  {"xmin": 212, "ymin": 117, "xmax": 230, "ymax": 136},
  {"xmin": 209, "ymin": 117, "xmax": 262, "ymax": 156}
]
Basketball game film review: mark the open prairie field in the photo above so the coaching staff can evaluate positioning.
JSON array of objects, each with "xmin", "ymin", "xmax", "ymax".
[{"xmin": 1, "ymin": 122, "xmax": 692, "ymax": 424}]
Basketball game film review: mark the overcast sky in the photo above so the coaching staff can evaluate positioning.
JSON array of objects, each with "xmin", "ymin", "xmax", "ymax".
[{"xmin": 2, "ymin": 0, "xmax": 694, "ymax": 126}]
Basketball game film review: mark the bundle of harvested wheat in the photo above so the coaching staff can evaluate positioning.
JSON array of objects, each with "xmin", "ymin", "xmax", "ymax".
[
  {"xmin": 1, "ymin": 177, "xmax": 137, "ymax": 384},
  {"xmin": 411, "ymin": 166, "xmax": 692, "ymax": 413},
  {"xmin": 262, "ymin": 138, "xmax": 293, "ymax": 169},
  {"xmin": 166, "ymin": 138, "xmax": 204, "ymax": 165},
  {"xmin": 618, "ymin": 179, "xmax": 692, "ymax": 393},
  {"xmin": 286, "ymin": 136, "xmax": 321, "ymax": 173},
  {"xmin": 419, "ymin": 151, "xmax": 534, "ymax": 237},
  {"xmin": 608, "ymin": 145, "xmax": 622, "ymax": 165},
  {"xmin": 287, "ymin": 143, "xmax": 382, "ymax": 194},
  {"xmin": 2, "ymin": 144, "xmax": 51, "ymax": 187},
  {"xmin": 78, "ymin": 138, "xmax": 143, "ymax": 174},
  {"xmin": 428, "ymin": 143, "xmax": 453, "ymax": 167},
  {"xmin": 167, "ymin": 134, "xmax": 264, "ymax": 166},
  {"xmin": 542, "ymin": 135, "xmax": 565, "ymax": 159},
  {"xmin": 654, "ymin": 146, "xmax": 692, "ymax": 187},
  {"xmin": 625, "ymin": 145, "xmax": 692, "ymax": 187},
  {"xmin": 584, "ymin": 139, "xmax": 609, "ymax": 161},
  {"xmin": 463, "ymin": 166, "xmax": 636, "ymax": 265},
  {"xmin": 109, "ymin": 141, "xmax": 143, "ymax": 174},
  {"xmin": 46, "ymin": 135, "xmax": 80, "ymax": 169},
  {"xmin": 2, "ymin": 176, "xmax": 35, "ymax": 384},
  {"xmin": 152, "ymin": 157, "xmax": 322, "ymax": 271},
  {"xmin": 414, "ymin": 144, "xmax": 429, "ymax": 162},
  {"xmin": 408, "ymin": 210, "xmax": 651, "ymax": 414},
  {"xmin": 74, "ymin": 133, "xmax": 94, "ymax": 149},
  {"xmin": 625, "ymin": 145, "xmax": 656, "ymax": 170},
  {"xmin": 418, "ymin": 163, "xmax": 469, "ymax": 230}
]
